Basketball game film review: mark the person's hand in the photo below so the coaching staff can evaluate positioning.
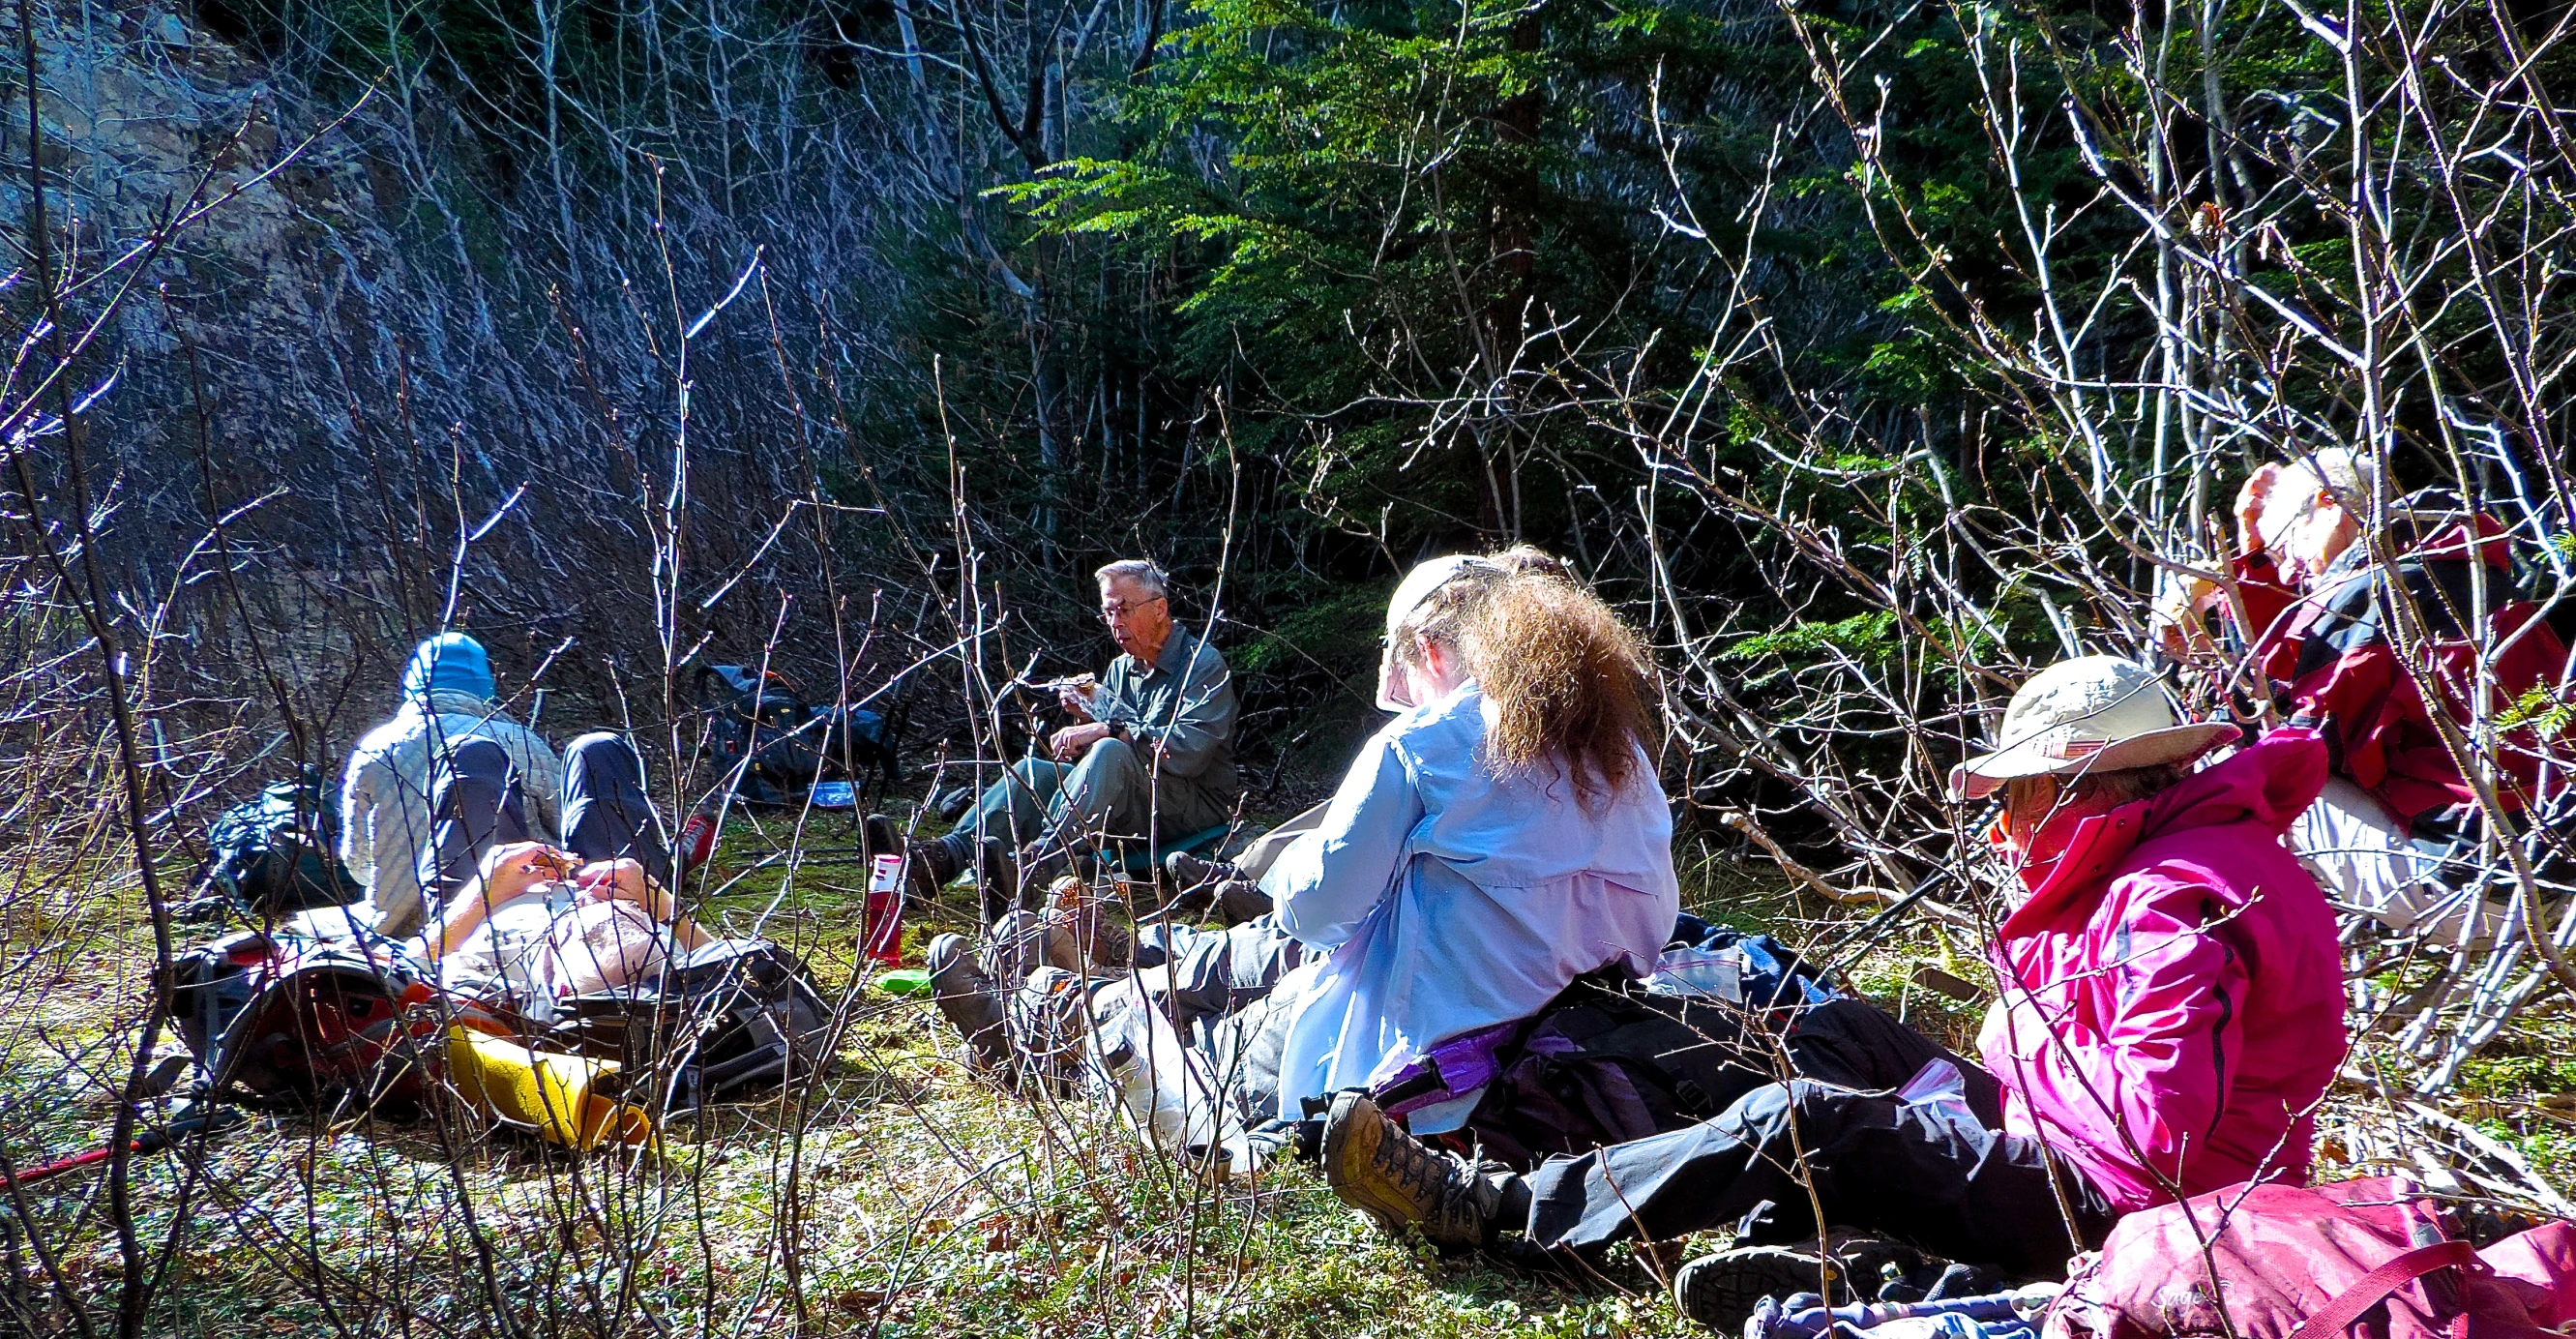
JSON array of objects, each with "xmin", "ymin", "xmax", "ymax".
[
  {"xmin": 477, "ymin": 842, "xmax": 576, "ymax": 905},
  {"xmin": 2235, "ymin": 462, "xmax": 2284, "ymax": 556},
  {"xmin": 1051, "ymin": 721, "xmax": 1112, "ymax": 762},
  {"xmin": 2150, "ymin": 569, "xmax": 2218, "ymax": 661},
  {"xmin": 1056, "ymin": 684, "xmax": 1096, "ymax": 723},
  {"xmin": 574, "ymin": 858, "xmax": 652, "ymax": 906}
]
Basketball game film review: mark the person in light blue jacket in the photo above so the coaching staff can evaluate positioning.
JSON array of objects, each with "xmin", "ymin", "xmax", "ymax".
[
  {"xmin": 1268, "ymin": 554, "xmax": 1678, "ymax": 1131},
  {"xmin": 340, "ymin": 633, "xmax": 563, "ymax": 936}
]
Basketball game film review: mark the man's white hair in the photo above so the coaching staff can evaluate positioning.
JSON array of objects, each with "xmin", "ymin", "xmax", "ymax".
[
  {"xmin": 1095, "ymin": 559, "xmax": 1170, "ymax": 599},
  {"xmin": 2282, "ymin": 446, "xmax": 2384, "ymax": 519}
]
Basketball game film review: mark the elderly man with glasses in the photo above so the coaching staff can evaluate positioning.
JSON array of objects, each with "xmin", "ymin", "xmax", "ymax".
[{"xmin": 898, "ymin": 559, "xmax": 1240, "ymax": 912}]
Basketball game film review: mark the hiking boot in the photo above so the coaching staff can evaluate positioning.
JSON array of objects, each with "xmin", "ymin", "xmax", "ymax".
[
  {"xmin": 869, "ymin": 814, "xmax": 954, "ymax": 900},
  {"xmin": 990, "ymin": 908, "xmax": 1081, "ymax": 980},
  {"xmin": 925, "ymin": 932, "xmax": 1013, "ymax": 1072},
  {"xmin": 1672, "ymin": 1233, "xmax": 1923, "ymax": 1331},
  {"xmin": 911, "ymin": 830, "xmax": 972, "ymax": 900},
  {"xmin": 1164, "ymin": 849, "xmax": 1240, "ymax": 897},
  {"xmin": 1319, "ymin": 1090, "xmax": 1504, "ymax": 1253},
  {"xmin": 1046, "ymin": 875, "xmax": 1134, "ymax": 970},
  {"xmin": 862, "ymin": 813, "xmax": 904, "ymax": 862},
  {"xmin": 975, "ymin": 835, "xmax": 1020, "ymax": 910},
  {"xmin": 1158, "ymin": 850, "xmax": 1269, "ymax": 925},
  {"xmin": 1215, "ymin": 878, "xmax": 1273, "ymax": 926},
  {"xmin": 1910, "ymin": 1261, "xmax": 2004, "ymax": 1302}
]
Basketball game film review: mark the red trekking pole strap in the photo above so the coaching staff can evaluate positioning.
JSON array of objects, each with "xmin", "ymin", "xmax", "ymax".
[{"xmin": 2290, "ymin": 1239, "xmax": 2476, "ymax": 1339}]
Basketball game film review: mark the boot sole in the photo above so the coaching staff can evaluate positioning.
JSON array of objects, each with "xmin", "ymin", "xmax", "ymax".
[{"xmin": 1673, "ymin": 1247, "xmax": 1846, "ymax": 1331}]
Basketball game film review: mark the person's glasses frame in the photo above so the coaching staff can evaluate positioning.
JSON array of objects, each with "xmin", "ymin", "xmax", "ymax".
[{"xmin": 1099, "ymin": 594, "xmax": 1168, "ymax": 625}]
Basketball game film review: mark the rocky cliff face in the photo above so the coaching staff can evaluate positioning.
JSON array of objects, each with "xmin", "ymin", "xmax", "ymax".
[
  {"xmin": 0, "ymin": 0, "xmax": 906, "ymax": 727},
  {"xmin": 2, "ymin": 0, "xmax": 402, "ymax": 461}
]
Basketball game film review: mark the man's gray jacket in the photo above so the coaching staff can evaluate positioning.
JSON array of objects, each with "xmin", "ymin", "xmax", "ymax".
[{"xmin": 1092, "ymin": 623, "xmax": 1240, "ymax": 803}]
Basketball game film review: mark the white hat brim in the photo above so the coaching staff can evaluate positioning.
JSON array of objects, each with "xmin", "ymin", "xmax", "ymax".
[
  {"xmin": 1375, "ymin": 555, "xmax": 1481, "ymax": 712},
  {"xmin": 1948, "ymin": 722, "xmax": 2239, "ymax": 801}
]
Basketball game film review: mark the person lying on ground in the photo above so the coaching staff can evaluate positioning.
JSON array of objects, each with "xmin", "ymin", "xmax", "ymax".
[
  {"xmin": 924, "ymin": 551, "xmax": 1680, "ymax": 1150},
  {"xmin": 2158, "ymin": 449, "xmax": 2571, "ymax": 945},
  {"xmin": 419, "ymin": 842, "xmax": 709, "ymax": 997},
  {"xmin": 1315, "ymin": 656, "xmax": 2347, "ymax": 1332},
  {"xmin": 410, "ymin": 731, "xmax": 704, "ymax": 997},
  {"xmin": 341, "ymin": 633, "xmax": 564, "ymax": 937},
  {"xmin": 891, "ymin": 558, "xmax": 1240, "ymax": 913}
]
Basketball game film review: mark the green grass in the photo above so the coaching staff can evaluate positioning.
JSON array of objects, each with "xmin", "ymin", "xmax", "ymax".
[
  {"xmin": 0, "ymin": 810, "xmax": 1737, "ymax": 1338},
  {"xmin": 12, "ymin": 809, "xmax": 2570, "ymax": 1337}
]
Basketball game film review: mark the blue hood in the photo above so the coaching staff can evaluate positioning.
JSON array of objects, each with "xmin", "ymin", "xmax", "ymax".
[{"xmin": 402, "ymin": 633, "xmax": 496, "ymax": 704}]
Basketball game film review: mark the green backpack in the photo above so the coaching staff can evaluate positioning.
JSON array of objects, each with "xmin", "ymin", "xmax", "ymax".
[{"xmin": 204, "ymin": 767, "xmax": 361, "ymax": 916}]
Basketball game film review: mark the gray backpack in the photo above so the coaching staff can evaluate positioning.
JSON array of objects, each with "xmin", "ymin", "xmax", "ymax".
[{"xmin": 543, "ymin": 937, "xmax": 836, "ymax": 1113}]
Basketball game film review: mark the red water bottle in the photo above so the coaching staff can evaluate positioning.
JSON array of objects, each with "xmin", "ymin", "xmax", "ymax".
[
  {"xmin": 677, "ymin": 810, "xmax": 719, "ymax": 877},
  {"xmin": 863, "ymin": 852, "xmax": 905, "ymax": 966}
]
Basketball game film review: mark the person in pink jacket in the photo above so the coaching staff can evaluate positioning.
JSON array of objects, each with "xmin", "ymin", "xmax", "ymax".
[
  {"xmin": 1978, "ymin": 690, "xmax": 2347, "ymax": 1212},
  {"xmin": 1315, "ymin": 656, "xmax": 2349, "ymax": 1331}
]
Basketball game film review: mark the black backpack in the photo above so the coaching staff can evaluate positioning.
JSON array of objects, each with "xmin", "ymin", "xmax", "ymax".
[
  {"xmin": 1450, "ymin": 978, "xmax": 1780, "ymax": 1169},
  {"xmin": 543, "ymin": 938, "xmax": 836, "ymax": 1114},
  {"xmin": 696, "ymin": 666, "xmax": 899, "ymax": 800},
  {"xmin": 202, "ymin": 769, "xmax": 361, "ymax": 917}
]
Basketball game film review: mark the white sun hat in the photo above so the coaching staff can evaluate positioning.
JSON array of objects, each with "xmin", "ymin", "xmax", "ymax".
[
  {"xmin": 1374, "ymin": 554, "xmax": 1487, "ymax": 711},
  {"xmin": 1948, "ymin": 655, "xmax": 2239, "ymax": 800}
]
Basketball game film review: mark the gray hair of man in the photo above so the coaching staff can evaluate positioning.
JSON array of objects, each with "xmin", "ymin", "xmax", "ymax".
[
  {"xmin": 2268, "ymin": 447, "xmax": 2384, "ymax": 537},
  {"xmin": 1094, "ymin": 559, "xmax": 1170, "ymax": 600}
]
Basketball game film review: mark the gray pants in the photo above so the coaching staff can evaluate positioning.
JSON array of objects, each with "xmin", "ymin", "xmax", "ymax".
[
  {"xmin": 993, "ymin": 914, "xmax": 1306, "ymax": 1123},
  {"xmin": 1136, "ymin": 918, "xmax": 1307, "ymax": 1042},
  {"xmin": 966, "ymin": 737, "xmax": 1231, "ymax": 850},
  {"xmin": 420, "ymin": 731, "xmax": 672, "ymax": 910}
]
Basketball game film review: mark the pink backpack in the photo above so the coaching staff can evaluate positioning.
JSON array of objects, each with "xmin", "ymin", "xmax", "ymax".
[{"xmin": 2045, "ymin": 1179, "xmax": 2576, "ymax": 1339}]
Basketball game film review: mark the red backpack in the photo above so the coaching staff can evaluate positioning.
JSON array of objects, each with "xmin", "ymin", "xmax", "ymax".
[
  {"xmin": 2046, "ymin": 1179, "xmax": 2576, "ymax": 1339},
  {"xmin": 158, "ymin": 932, "xmax": 440, "ymax": 1110}
]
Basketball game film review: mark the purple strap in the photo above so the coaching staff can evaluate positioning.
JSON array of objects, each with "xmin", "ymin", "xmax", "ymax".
[{"xmin": 1378, "ymin": 1017, "xmax": 1525, "ymax": 1119}]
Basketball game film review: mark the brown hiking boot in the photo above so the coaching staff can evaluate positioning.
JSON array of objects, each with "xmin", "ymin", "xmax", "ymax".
[
  {"xmin": 924, "ymin": 932, "xmax": 1014, "ymax": 1074},
  {"xmin": 989, "ymin": 908, "xmax": 1081, "ymax": 979},
  {"xmin": 1046, "ymin": 874, "xmax": 1135, "ymax": 969},
  {"xmin": 1319, "ymin": 1090, "xmax": 1503, "ymax": 1253}
]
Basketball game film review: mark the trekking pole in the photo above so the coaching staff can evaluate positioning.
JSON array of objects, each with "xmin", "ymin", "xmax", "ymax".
[
  {"xmin": 1819, "ymin": 868, "xmax": 1966, "ymax": 979},
  {"xmin": 0, "ymin": 1101, "xmax": 248, "ymax": 1192}
]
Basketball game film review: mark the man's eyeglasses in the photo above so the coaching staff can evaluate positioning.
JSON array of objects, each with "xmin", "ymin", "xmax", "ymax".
[{"xmin": 1100, "ymin": 595, "xmax": 1167, "ymax": 624}]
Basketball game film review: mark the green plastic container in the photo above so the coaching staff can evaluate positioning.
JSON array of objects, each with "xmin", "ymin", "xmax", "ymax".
[{"xmin": 873, "ymin": 967, "xmax": 933, "ymax": 997}]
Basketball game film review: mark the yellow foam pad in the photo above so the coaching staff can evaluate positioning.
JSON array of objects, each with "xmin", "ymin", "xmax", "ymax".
[{"xmin": 444, "ymin": 1026, "xmax": 654, "ymax": 1150}]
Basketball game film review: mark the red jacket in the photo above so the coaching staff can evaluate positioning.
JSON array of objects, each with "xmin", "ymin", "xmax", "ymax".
[
  {"xmin": 1981, "ymin": 729, "xmax": 2347, "ymax": 1213},
  {"xmin": 2229, "ymin": 517, "xmax": 2568, "ymax": 836}
]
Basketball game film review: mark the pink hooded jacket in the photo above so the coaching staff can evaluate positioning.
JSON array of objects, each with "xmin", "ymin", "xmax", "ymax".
[{"xmin": 1979, "ymin": 728, "xmax": 2348, "ymax": 1214}]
